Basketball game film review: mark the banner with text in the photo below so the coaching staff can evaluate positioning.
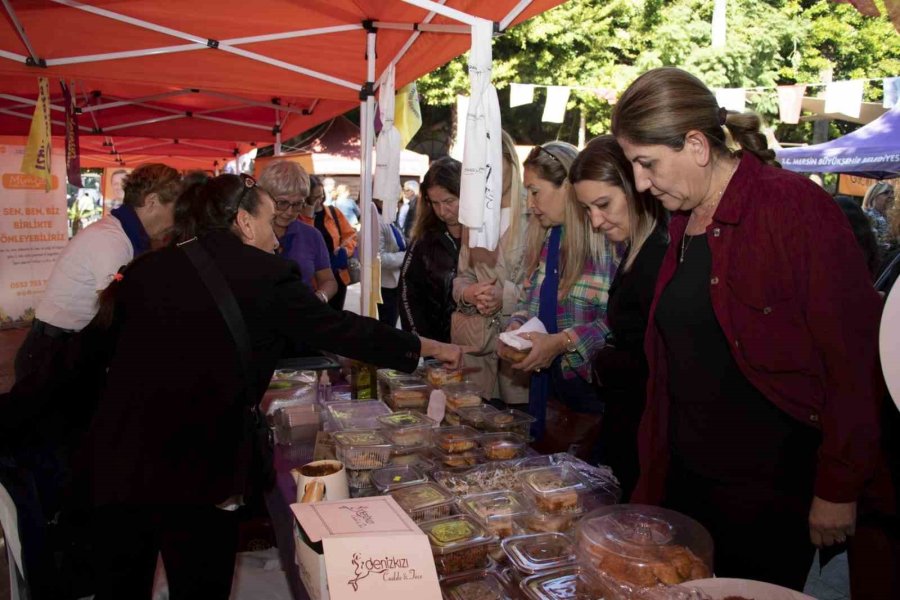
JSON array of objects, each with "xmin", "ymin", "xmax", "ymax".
[{"xmin": 0, "ymin": 144, "xmax": 67, "ymax": 327}]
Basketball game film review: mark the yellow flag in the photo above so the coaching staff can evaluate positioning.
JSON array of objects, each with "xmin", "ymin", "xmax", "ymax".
[
  {"xmin": 21, "ymin": 77, "xmax": 52, "ymax": 191},
  {"xmin": 394, "ymin": 82, "xmax": 422, "ymax": 148}
]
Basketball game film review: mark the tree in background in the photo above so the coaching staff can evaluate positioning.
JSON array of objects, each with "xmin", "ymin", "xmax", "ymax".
[{"xmin": 412, "ymin": 0, "xmax": 900, "ymax": 153}]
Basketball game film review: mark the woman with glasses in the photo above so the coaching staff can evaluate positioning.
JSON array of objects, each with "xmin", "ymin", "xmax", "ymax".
[
  {"xmin": 80, "ymin": 173, "xmax": 466, "ymax": 599},
  {"xmin": 399, "ymin": 157, "xmax": 463, "ymax": 342},
  {"xmin": 496, "ymin": 142, "xmax": 620, "ymax": 459},
  {"xmin": 258, "ymin": 161, "xmax": 337, "ymax": 303}
]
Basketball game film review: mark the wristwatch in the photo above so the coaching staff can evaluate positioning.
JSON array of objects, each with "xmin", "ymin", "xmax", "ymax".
[{"xmin": 562, "ymin": 331, "xmax": 577, "ymax": 354}]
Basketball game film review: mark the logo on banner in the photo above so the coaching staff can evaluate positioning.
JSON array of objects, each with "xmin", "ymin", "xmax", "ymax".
[{"xmin": 20, "ymin": 77, "xmax": 52, "ymax": 192}]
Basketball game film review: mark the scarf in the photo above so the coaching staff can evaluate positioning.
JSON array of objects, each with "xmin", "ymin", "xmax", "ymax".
[
  {"xmin": 110, "ymin": 204, "xmax": 151, "ymax": 257},
  {"xmin": 528, "ymin": 225, "xmax": 562, "ymax": 440}
]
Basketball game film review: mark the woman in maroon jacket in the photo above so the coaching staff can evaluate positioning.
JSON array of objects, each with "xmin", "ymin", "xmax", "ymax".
[{"xmin": 611, "ymin": 67, "xmax": 883, "ymax": 590}]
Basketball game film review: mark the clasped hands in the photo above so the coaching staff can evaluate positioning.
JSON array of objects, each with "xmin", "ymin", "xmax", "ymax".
[{"xmin": 462, "ymin": 280, "xmax": 501, "ymax": 316}]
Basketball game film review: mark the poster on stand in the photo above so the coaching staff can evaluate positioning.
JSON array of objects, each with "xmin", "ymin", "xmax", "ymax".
[
  {"xmin": 102, "ymin": 167, "xmax": 131, "ymax": 215},
  {"xmin": 0, "ymin": 144, "xmax": 67, "ymax": 327}
]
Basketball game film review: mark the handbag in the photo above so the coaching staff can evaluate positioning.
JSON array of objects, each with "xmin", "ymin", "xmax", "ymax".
[
  {"xmin": 451, "ymin": 307, "xmax": 500, "ymax": 357},
  {"xmin": 180, "ymin": 238, "xmax": 275, "ymax": 493},
  {"xmin": 330, "ymin": 206, "xmax": 361, "ymax": 284}
]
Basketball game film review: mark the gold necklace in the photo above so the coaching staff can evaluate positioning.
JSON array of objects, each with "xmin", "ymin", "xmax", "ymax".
[{"xmin": 680, "ymin": 159, "xmax": 739, "ymax": 264}]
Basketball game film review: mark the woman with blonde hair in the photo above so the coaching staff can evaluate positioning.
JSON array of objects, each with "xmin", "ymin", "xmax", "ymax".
[
  {"xmin": 497, "ymin": 141, "xmax": 620, "ymax": 457},
  {"xmin": 612, "ymin": 66, "xmax": 882, "ymax": 589},
  {"xmin": 452, "ymin": 130, "xmax": 530, "ymax": 405},
  {"xmin": 863, "ymin": 181, "xmax": 895, "ymax": 252}
]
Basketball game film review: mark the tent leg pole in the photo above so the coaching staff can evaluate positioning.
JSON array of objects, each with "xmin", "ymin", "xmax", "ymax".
[
  {"xmin": 275, "ymin": 131, "xmax": 282, "ymax": 156},
  {"xmin": 359, "ymin": 29, "xmax": 377, "ymax": 317}
]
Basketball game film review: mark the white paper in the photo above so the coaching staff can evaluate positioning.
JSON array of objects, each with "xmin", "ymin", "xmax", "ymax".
[
  {"xmin": 776, "ymin": 84, "xmax": 807, "ymax": 124},
  {"xmin": 426, "ymin": 389, "xmax": 446, "ymax": 424},
  {"xmin": 510, "ymin": 83, "xmax": 535, "ymax": 107},
  {"xmin": 498, "ymin": 317, "xmax": 548, "ymax": 350},
  {"xmin": 542, "ymin": 86, "xmax": 570, "ymax": 123},
  {"xmin": 824, "ymin": 80, "xmax": 864, "ymax": 118},
  {"xmin": 373, "ymin": 63, "xmax": 401, "ymax": 221},
  {"xmin": 715, "ymin": 87, "xmax": 747, "ymax": 113}
]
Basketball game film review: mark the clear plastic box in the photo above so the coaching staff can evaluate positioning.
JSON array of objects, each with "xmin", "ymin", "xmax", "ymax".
[
  {"xmin": 441, "ymin": 381, "xmax": 483, "ymax": 412},
  {"xmin": 345, "ymin": 466, "xmax": 375, "ymax": 489},
  {"xmin": 389, "ymin": 445, "xmax": 434, "ymax": 469},
  {"xmin": 389, "ymin": 482, "xmax": 457, "ymax": 523},
  {"xmin": 433, "ymin": 425, "xmax": 480, "ymax": 454},
  {"xmin": 424, "ymin": 361, "xmax": 465, "ymax": 387},
  {"xmin": 377, "ymin": 411, "xmax": 436, "ymax": 447},
  {"xmin": 457, "ymin": 404, "xmax": 500, "ymax": 431},
  {"xmin": 516, "ymin": 506, "xmax": 579, "ymax": 535},
  {"xmin": 461, "ymin": 490, "xmax": 529, "ymax": 538},
  {"xmin": 574, "ymin": 504, "xmax": 713, "ymax": 589},
  {"xmin": 519, "ymin": 566, "xmax": 609, "ymax": 600},
  {"xmin": 370, "ymin": 464, "xmax": 428, "ymax": 494},
  {"xmin": 386, "ymin": 377, "xmax": 431, "ymax": 410},
  {"xmin": 440, "ymin": 569, "xmax": 513, "ymax": 600},
  {"xmin": 479, "ymin": 432, "xmax": 527, "ymax": 461},
  {"xmin": 420, "ymin": 514, "xmax": 498, "ymax": 576},
  {"xmin": 332, "ymin": 430, "xmax": 393, "ymax": 469},
  {"xmin": 502, "ymin": 533, "xmax": 576, "ymax": 575},
  {"xmin": 325, "ymin": 400, "xmax": 392, "ymax": 431},
  {"xmin": 483, "ymin": 409, "xmax": 536, "ymax": 439},
  {"xmin": 274, "ymin": 404, "xmax": 320, "ymax": 445},
  {"xmin": 518, "ymin": 465, "xmax": 587, "ymax": 515},
  {"xmin": 432, "ymin": 447, "xmax": 484, "ymax": 469},
  {"xmin": 376, "ymin": 369, "xmax": 407, "ymax": 400},
  {"xmin": 433, "ymin": 461, "xmax": 524, "ymax": 496}
]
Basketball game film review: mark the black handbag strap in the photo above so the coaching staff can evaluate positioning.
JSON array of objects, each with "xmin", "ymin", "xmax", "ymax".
[{"xmin": 179, "ymin": 238, "xmax": 255, "ymax": 405}]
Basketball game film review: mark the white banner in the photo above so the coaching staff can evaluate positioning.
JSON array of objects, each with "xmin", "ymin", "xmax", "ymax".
[
  {"xmin": 824, "ymin": 80, "xmax": 864, "ymax": 118},
  {"xmin": 510, "ymin": 83, "xmax": 535, "ymax": 107},
  {"xmin": 542, "ymin": 86, "xmax": 570, "ymax": 123},
  {"xmin": 715, "ymin": 88, "xmax": 747, "ymax": 113},
  {"xmin": 0, "ymin": 144, "xmax": 67, "ymax": 327}
]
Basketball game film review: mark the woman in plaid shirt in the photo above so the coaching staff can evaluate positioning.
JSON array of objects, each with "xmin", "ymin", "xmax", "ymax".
[{"xmin": 497, "ymin": 141, "xmax": 621, "ymax": 458}]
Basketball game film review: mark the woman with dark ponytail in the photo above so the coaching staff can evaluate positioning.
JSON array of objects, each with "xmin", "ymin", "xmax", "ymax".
[{"xmin": 612, "ymin": 67, "xmax": 883, "ymax": 590}]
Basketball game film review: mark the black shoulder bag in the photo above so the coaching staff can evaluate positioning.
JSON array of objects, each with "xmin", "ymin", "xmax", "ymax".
[{"xmin": 179, "ymin": 238, "xmax": 276, "ymax": 492}]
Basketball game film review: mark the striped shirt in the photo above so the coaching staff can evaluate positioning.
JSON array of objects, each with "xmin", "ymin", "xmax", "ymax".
[{"xmin": 511, "ymin": 228, "xmax": 621, "ymax": 380}]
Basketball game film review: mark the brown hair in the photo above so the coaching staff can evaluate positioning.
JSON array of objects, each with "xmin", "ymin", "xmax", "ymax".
[
  {"xmin": 122, "ymin": 163, "xmax": 182, "ymax": 208},
  {"xmin": 611, "ymin": 67, "xmax": 778, "ymax": 167},
  {"xmin": 570, "ymin": 135, "xmax": 667, "ymax": 272},
  {"xmin": 411, "ymin": 156, "xmax": 462, "ymax": 241}
]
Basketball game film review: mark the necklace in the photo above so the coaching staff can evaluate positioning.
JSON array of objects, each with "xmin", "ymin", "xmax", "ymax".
[{"xmin": 680, "ymin": 159, "xmax": 739, "ymax": 263}]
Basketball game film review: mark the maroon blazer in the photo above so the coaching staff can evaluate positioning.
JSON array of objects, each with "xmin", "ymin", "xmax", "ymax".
[{"xmin": 635, "ymin": 152, "xmax": 884, "ymax": 505}]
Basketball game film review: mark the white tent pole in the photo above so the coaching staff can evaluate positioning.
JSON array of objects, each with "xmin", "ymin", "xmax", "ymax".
[
  {"xmin": 377, "ymin": 0, "xmax": 448, "ymax": 87},
  {"xmin": 102, "ymin": 114, "xmax": 185, "ymax": 132},
  {"xmin": 359, "ymin": 29, "xmax": 378, "ymax": 317},
  {"xmin": 0, "ymin": 49, "xmax": 28, "ymax": 64},
  {"xmin": 0, "ymin": 108, "xmax": 92, "ymax": 132},
  {"xmin": 194, "ymin": 115, "xmax": 272, "ymax": 131},
  {"xmin": 500, "ymin": 0, "xmax": 534, "ymax": 31},
  {"xmin": 198, "ymin": 90, "xmax": 309, "ymax": 117},
  {"xmin": 82, "ymin": 89, "xmax": 193, "ymax": 113},
  {"xmin": 0, "ymin": 94, "xmax": 65, "ymax": 112},
  {"xmin": 275, "ymin": 110, "xmax": 283, "ymax": 156},
  {"xmin": 373, "ymin": 22, "xmax": 469, "ymax": 34},
  {"xmin": 0, "ymin": 0, "xmax": 41, "ymax": 63},
  {"xmin": 399, "ymin": 0, "xmax": 480, "ymax": 26}
]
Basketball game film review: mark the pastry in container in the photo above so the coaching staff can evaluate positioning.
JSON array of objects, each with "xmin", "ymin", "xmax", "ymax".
[
  {"xmin": 519, "ymin": 465, "xmax": 588, "ymax": 515},
  {"xmin": 461, "ymin": 490, "xmax": 529, "ymax": 538},
  {"xmin": 444, "ymin": 410, "xmax": 462, "ymax": 426},
  {"xmin": 441, "ymin": 381, "xmax": 483, "ymax": 412},
  {"xmin": 479, "ymin": 432, "xmax": 527, "ymax": 461},
  {"xmin": 325, "ymin": 400, "xmax": 392, "ymax": 431},
  {"xmin": 457, "ymin": 404, "xmax": 500, "ymax": 431},
  {"xmin": 432, "ymin": 447, "xmax": 484, "ymax": 469},
  {"xmin": 441, "ymin": 569, "xmax": 513, "ymax": 600},
  {"xmin": 519, "ymin": 566, "xmax": 609, "ymax": 600},
  {"xmin": 434, "ymin": 425, "xmax": 480, "ymax": 454},
  {"xmin": 502, "ymin": 533, "xmax": 576, "ymax": 576},
  {"xmin": 574, "ymin": 504, "xmax": 713, "ymax": 590},
  {"xmin": 331, "ymin": 430, "xmax": 393, "ymax": 469},
  {"xmin": 387, "ymin": 377, "xmax": 431, "ymax": 410},
  {"xmin": 389, "ymin": 445, "xmax": 434, "ymax": 469},
  {"xmin": 483, "ymin": 409, "xmax": 537, "ymax": 439},
  {"xmin": 377, "ymin": 410, "xmax": 436, "ymax": 446},
  {"xmin": 425, "ymin": 361, "xmax": 465, "ymax": 387},
  {"xmin": 345, "ymin": 466, "xmax": 375, "ymax": 489},
  {"xmin": 370, "ymin": 464, "xmax": 428, "ymax": 494},
  {"xmin": 517, "ymin": 507, "xmax": 578, "ymax": 535},
  {"xmin": 389, "ymin": 482, "xmax": 457, "ymax": 523},
  {"xmin": 420, "ymin": 514, "xmax": 498, "ymax": 576},
  {"xmin": 376, "ymin": 369, "xmax": 406, "ymax": 401},
  {"xmin": 349, "ymin": 483, "xmax": 376, "ymax": 498}
]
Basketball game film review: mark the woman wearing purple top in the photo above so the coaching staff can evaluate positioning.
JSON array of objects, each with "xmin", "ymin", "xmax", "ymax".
[{"xmin": 259, "ymin": 161, "xmax": 338, "ymax": 302}]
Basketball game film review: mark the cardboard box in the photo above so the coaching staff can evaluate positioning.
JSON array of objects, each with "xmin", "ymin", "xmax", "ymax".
[{"xmin": 291, "ymin": 496, "xmax": 441, "ymax": 600}]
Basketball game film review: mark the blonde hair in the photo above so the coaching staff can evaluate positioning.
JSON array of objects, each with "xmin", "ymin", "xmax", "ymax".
[
  {"xmin": 522, "ymin": 141, "xmax": 608, "ymax": 298},
  {"xmin": 863, "ymin": 181, "xmax": 894, "ymax": 210},
  {"xmin": 612, "ymin": 67, "xmax": 779, "ymax": 167},
  {"xmin": 569, "ymin": 135, "xmax": 666, "ymax": 273},
  {"xmin": 258, "ymin": 160, "xmax": 310, "ymax": 201},
  {"xmin": 501, "ymin": 130, "xmax": 526, "ymax": 255}
]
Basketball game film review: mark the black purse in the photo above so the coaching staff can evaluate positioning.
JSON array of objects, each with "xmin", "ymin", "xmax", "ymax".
[{"xmin": 179, "ymin": 238, "xmax": 276, "ymax": 493}]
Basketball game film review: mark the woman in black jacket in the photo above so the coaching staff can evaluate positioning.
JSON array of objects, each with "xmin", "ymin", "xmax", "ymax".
[
  {"xmin": 570, "ymin": 135, "xmax": 668, "ymax": 500},
  {"xmin": 399, "ymin": 157, "xmax": 463, "ymax": 342},
  {"xmin": 79, "ymin": 174, "xmax": 464, "ymax": 599}
]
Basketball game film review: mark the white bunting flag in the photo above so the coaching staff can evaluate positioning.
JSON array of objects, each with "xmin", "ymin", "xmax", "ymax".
[
  {"xmin": 542, "ymin": 86, "xmax": 570, "ymax": 123},
  {"xmin": 824, "ymin": 80, "xmax": 864, "ymax": 118},
  {"xmin": 776, "ymin": 84, "xmax": 807, "ymax": 124},
  {"xmin": 510, "ymin": 83, "xmax": 535, "ymax": 107},
  {"xmin": 715, "ymin": 88, "xmax": 747, "ymax": 113}
]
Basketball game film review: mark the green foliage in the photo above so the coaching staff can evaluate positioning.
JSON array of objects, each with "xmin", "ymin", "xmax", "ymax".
[{"xmin": 413, "ymin": 0, "xmax": 900, "ymax": 149}]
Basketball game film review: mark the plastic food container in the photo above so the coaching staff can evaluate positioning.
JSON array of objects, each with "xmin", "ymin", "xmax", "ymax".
[
  {"xmin": 390, "ymin": 482, "xmax": 457, "ymax": 523},
  {"xmin": 519, "ymin": 566, "xmax": 608, "ymax": 600},
  {"xmin": 519, "ymin": 465, "xmax": 587, "ymax": 515},
  {"xmin": 502, "ymin": 533, "xmax": 576, "ymax": 575},
  {"xmin": 432, "ymin": 447, "xmax": 484, "ymax": 469},
  {"xmin": 421, "ymin": 514, "xmax": 498, "ymax": 576},
  {"xmin": 444, "ymin": 410, "xmax": 462, "ymax": 426},
  {"xmin": 345, "ymin": 466, "xmax": 375, "ymax": 489},
  {"xmin": 370, "ymin": 464, "xmax": 428, "ymax": 494},
  {"xmin": 332, "ymin": 430, "xmax": 393, "ymax": 469},
  {"xmin": 274, "ymin": 404, "xmax": 320, "ymax": 445},
  {"xmin": 376, "ymin": 369, "xmax": 407, "ymax": 401},
  {"xmin": 461, "ymin": 491, "xmax": 529, "ymax": 537},
  {"xmin": 424, "ymin": 361, "xmax": 465, "ymax": 387},
  {"xmin": 387, "ymin": 377, "xmax": 431, "ymax": 410},
  {"xmin": 325, "ymin": 400, "xmax": 392, "ymax": 431},
  {"xmin": 479, "ymin": 432, "xmax": 527, "ymax": 461},
  {"xmin": 434, "ymin": 426, "xmax": 480, "ymax": 454},
  {"xmin": 517, "ymin": 506, "xmax": 579, "ymax": 535},
  {"xmin": 389, "ymin": 445, "xmax": 434, "ymax": 468},
  {"xmin": 457, "ymin": 404, "xmax": 500, "ymax": 430},
  {"xmin": 349, "ymin": 484, "xmax": 376, "ymax": 498},
  {"xmin": 441, "ymin": 569, "xmax": 512, "ymax": 600},
  {"xmin": 377, "ymin": 411, "xmax": 436, "ymax": 447},
  {"xmin": 433, "ymin": 461, "xmax": 524, "ymax": 496},
  {"xmin": 441, "ymin": 381, "xmax": 483, "ymax": 412},
  {"xmin": 574, "ymin": 505, "xmax": 714, "ymax": 589},
  {"xmin": 484, "ymin": 409, "xmax": 536, "ymax": 439}
]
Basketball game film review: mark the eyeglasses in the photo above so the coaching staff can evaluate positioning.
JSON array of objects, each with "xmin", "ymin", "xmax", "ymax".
[{"xmin": 273, "ymin": 196, "xmax": 305, "ymax": 212}]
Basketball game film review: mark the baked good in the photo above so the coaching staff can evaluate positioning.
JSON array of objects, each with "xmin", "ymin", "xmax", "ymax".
[
  {"xmin": 584, "ymin": 543, "xmax": 711, "ymax": 587},
  {"xmin": 504, "ymin": 347, "xmax": 531, "ymax": 363},
  {"xmin": 523, "ymin": 469, "xmax": 582, "ymax": 513}
]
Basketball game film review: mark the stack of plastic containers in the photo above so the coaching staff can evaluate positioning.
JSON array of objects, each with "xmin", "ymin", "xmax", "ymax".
[
  {"xmin": 419, "ymin": 513, "xmax": 499, "ymax": 577},
  {"xmin": 331, "ymin": 430, "xmax": 393, "ymax": 496},
  {"xmin": 432, "ymin": 425, "xmax": 483, "ymax": 468}
]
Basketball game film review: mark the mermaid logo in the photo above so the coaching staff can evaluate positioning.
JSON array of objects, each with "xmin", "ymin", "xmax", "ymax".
[{"xmin": 346, "ymin": 552, "xmax": 411, "ymax": 592}]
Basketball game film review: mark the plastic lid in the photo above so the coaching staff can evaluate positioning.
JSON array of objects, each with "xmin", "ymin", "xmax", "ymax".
[
  {"xmin": 388, "ymin": 376, "xmax": 430, "ymax": 390},
  {"xmin": 326, "ymin": 400, "xmax": 392, "ymax": 430},
  {"xmin": 520, "ymin": 465, "xmax": 586, "ymax": 497},
  {"xmin": 332, "ymin": 429, "xmax": 391, "ymax": 448},
  {"xmin": 432, "ymin": 447, "xmax": 484, "ymax": 469},
  {"xmin": 441, "ymin": 570, "xmax": 512, "ymax": 600},
  {"xmin": 434, "ymin": 426, "xmax": 480, "ymax": 453},
  {"xmin": 377, "ymin": 411, "xmax": 436, "ymax": 430},
  {"xmin": 389, "ymin": 482, "xmax": 456, "ymax": 514},
  {"xmin": 502, "ymin": 533, "xmax": 576, "ymax": 575},
  {"xmin": 484, "ymin": 409, "xmax": 536, "ymax": 428},
  {"xmin": 420, "ymin": 514, "xmax": 496, "ymax": 556},
  {"xmin": 479, "ymin": 432, "xmax": 527, "ymax": 459},
  {"xmin": 519, "ymin": 567, "xmax": 607, "ymax": 600},
  {"xmin": 433, "ymin": 461, "xmax": 524, "ymax": 496},
  {"xmin": 461, "ymin": 490, "xmax": 528, "ymax": 523},
  {"xmin": 457, "ymin": 404, "xmax": 500, "ymax": 428},
  {"xmin": 575, "ymin": 505, "xmax": 713, "ymax": 587},
  {"xmin": 376, "ymin": 369, "xmax": 407, "ymax": 382},
  {"xmin": 370, "ymin": 464, "xmax": 428, "ymax": 493}
]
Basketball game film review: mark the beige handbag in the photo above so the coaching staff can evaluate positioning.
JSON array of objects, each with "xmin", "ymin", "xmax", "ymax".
[{"xmin": 451, "ymin": 308, "xmax": 500, "ymax": 357}]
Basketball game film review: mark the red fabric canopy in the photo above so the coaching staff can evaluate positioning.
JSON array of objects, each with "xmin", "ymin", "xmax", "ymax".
[{"xmin": 0, "ymin": 0, "xmax": 564, "ymax": 160}]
